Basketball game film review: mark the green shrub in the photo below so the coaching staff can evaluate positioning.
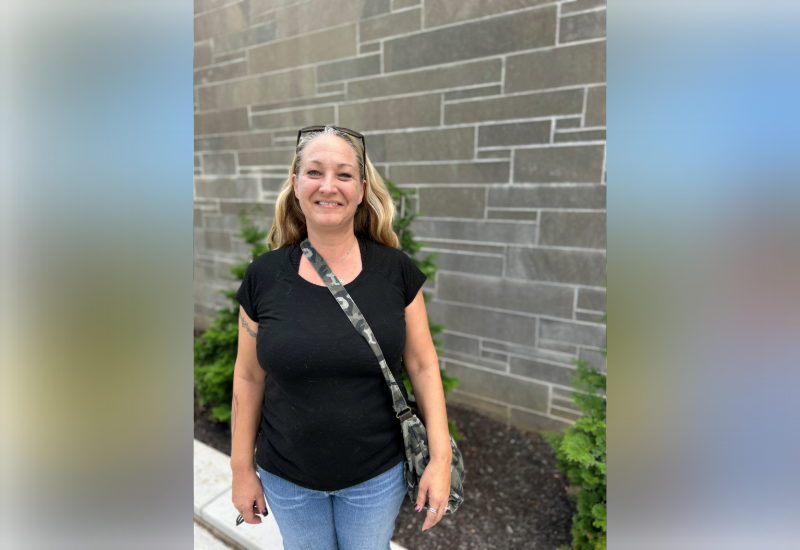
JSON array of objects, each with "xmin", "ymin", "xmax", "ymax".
[
  {"xmin": 543, "ymin": 347, "xmax": 606, "ymax": 550},
  {"xmin": 194, "ymin": 185, "xmax": 461, "ymax": 441}
]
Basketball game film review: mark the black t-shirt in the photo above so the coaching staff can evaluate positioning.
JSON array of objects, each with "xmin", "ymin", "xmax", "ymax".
[{"xmin": 235, "ymin": 235, "xmax": 428, "ymax": 492}]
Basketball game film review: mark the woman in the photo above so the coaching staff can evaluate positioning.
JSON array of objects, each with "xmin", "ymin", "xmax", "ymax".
[{"xmin": 231, "ymin": 125, "xmax": 453, "ymax": 549}]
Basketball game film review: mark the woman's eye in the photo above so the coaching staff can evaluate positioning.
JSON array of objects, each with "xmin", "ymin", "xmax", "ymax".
[
  {"xmin": 339, "ymin": 173, "xmax": 352, "ymax": 179},
  {"xmin": 307, "ymin": 170, "xmax": 321, "ymax": 175}
]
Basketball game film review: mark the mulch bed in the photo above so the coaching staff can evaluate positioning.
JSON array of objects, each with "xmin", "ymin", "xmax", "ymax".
[{"xmin": 195, "ymin": 396, "xmax": 575, "ymax": 550}]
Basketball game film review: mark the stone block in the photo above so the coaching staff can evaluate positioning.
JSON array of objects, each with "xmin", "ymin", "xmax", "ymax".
[
  {"xmin": 194, "ymin": 208, "xmax": 203, "ymax": 227},
  {"xmin": 536, "ymin": 339, "xmax": 579, "ymax": 356},
  {"xmin": 539, "ymin": 211, "xmax": 606, "ymax": 248},
  {"xmin": 194, "ymin": 61, "xmax": 247, "ymax": 86},
  {"xmin": 510, "ymin": 356, "xmax": 576, "ymax": 386},
  {"xmin": 251, "ymin": 106, "xmax": 336, "ymax": 130},
  {"xmin": 438, "ymin": 272, "xmax": 574, "ymax": 318},
  {"xmin": 579, "ymin": 347, "xmax": 606, "ymax": 372},
  {"xmin": 195, "ymin": 0, "xmax": 239, "ymax": 14},
  {"xmin": 238, "ymin": 149, "xmax": 296, "ymax": 166},
  {"xmin": 359, "ymin": 7, "xmax": 421, "ymax": 42},
  {"xmin": 194, "ymin": 41, "xmax": 213, "ymax": 68},
  {"xmin": 339, "ymin": 94, "xmax": 440, "ymax": 132},
  {"xmin": 421, "ymin": 240, "xmax": 504, "ymax": 255},
  {"xmin": 194, "ymin": 2, "xmax": 248, "ymax": 42},
  {"xmin": 252, "ymin": 94, "xmax": 345, "ymax": 114},
  {"xmin": 510, "ymin": 408, "xmax": 572, "ymax": 432},
  {"xmin": 197, "ymin": 68, "xmax": 316, "ymax": 110},
  {"xmin": 446, "ymin": 391, "xmax": 509, "ymax": 423},
  {"xmin": 261, "ymin": 176, "xmax": 288, "ymax": 192},
  {"xmin": 428, "ymin": 251, "xmax": 504, "ymax": 277},
  {"xmin": 482, "ymin": 350, "xmax": 508, "ymax": 363},
  {"xmin": 506, "ymin": 41, "xmax": 606, "ymax": 93},
  {"xmin": 193, "ymin": 440, "xmax": 233, "ymax": 516},
  {"xmin": 194, "ymin": 108, "xmax": 249, "ymax": 136},
  {"xmin": 444, "ymin": 85, "xmax": 502, "ymax": 101},
  {"xmin": 316, "ymin": 55, "xmax": 381, "ymax": 84},
  {"xmin": 318, "ymin": 82, "xmax": 345, "ymax": 94},
  {"xmin": 203, "ymin": 214, "xmax": 242, "ymax": 231},
  {"xmin": 585, "ymin": 85, "xmax": 606, "ymax": 127},
  {"xmin": 488, "ymin": 184, "xmax": 605, "ymax": 208},
  {"xmin": 219, "ymin": 201, "xmax": 275, "ymax": 217},
  {"xmin": 390, "ymin": 161, "xmax": 509, "ymax": 185},
  {"xmin": 487, "ymin": 209, "xmax": 538, "ymax": 221},
  {"xmin": 550, "ymin": 406, "xmax": 582, "ymax": 422},
  {"xmin": 540, "ymin": 318, "xmax": 605, "ymax": 348},
  {"xmin": 445, "ymin": 89, "xmax": 583, "ymax": 124},
  {"xmin": 418, "ymin": 187, "xmax": 486, "ymax": 218},
  {"xmin": 478, "ymin": 120, "xmax": 551, "ymax": 147},
  {"xmin": 477, "ymin": 150, "xmax": 511, "ymax": 159},
  {"xmin": 576, "ymin": 311, "xmax": 605, "ymax": 323},
  {"xmin": 443, "ymin": 350, "xmax": 506, "ymax": 372},
  {"xmin": 195, "ymin": 155, "xmax": 202, "ymax": 168},
  {"xmin": 248, "ymin": 24, "xmax": 357, "ymax": 74},
  {"xmin": 195, "ymin": 132, "xmax": 273, "ymax": 151},
  {"xmin": 424, "ymin": 0, "xmax": 553, "ymax": 28},
  {"xmin": 441, "ymin": 362, "xmax": 549, "ymax": 412},
  {"xmin": 507, "ymin": 246, "xmax": 605, "ymax": 285},
  {"xmin": 348, "ymin": 59, "xmax": 501, "ymax": 100},
  {"xmin": 559, "ymin": 9, "xmax": 606, "ymax": 44},
  {"xmin": 393, "ymin": 0, "xmax": 421, "ymax": 8},
  {"xmin": 384, "ymin": 7, "xmax": 556, "ymax": 72},
  {"xmin": 202, "ymin": 153, "xmax": 237, "ymax": 175},
  {"xmin": 483, "ymin": 339, "xmax": 574, "ymax": 362},
  {"xmin": 577, "ymin": 287, "xmax": 606, "ymax": 311},
  {"xmin": 562, "ymin": 0, "xmax": 606, "ymax": 14},
  {"xmin": 556, "ymin": 117, "xmax": 582, "ymax": 129},
  {"xmin": 205, "ymin": 230, "xmax": 232, "ymax": 252},
  {"xmin": 359, "ymin": 42, "xmax": 381, "ymax": 54},
  {"xmin": 249, "ymin": 0, "xmax": 299, "ymax": 13},
  {"xmin": 443, "ymin": 331, "xmax": 480, "ymax": 355},
  {"xmin": 213, "ymin": 51, "xmax": 245, "ymax": 64},
  {"xmin": 381, "ymin": 127, "xmax": 475, "ymax": 161},
  {"xmin": 514, "ymin": 145, "xmax": 605, "ymax": 183},
  {"xmin": 411, "ymin": 218, "xmax": 536, "ymax": 244},
  {"xmin": 272, "ymin": 0, "xmax": 390, "ymax": 39},
  {"xmin": 554, "ymin": 129, "xmax": 606, "ymax": 143},
  {"xmin": 214, "ymin": 21, "xmax": 277, "ymax": 54},
  {"xmin": 195, "ymin": 177, "xmax": 259, "ymax": 200},
  {"xmin": 426, "ymin": 301, "xmax": 536, "ymax": 347},
  {"xmin": 551, "ymin": 391, "xmax": 581, "ymax": 412}
]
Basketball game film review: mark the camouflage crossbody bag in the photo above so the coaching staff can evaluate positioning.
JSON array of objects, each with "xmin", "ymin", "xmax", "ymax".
[{"xmin": 300, "ymin": 238, "xmax": 466, "ymax": 514}]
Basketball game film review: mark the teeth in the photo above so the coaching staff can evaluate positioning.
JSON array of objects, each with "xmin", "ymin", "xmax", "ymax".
[{"xmin": 317, "ymin": 201, "xmax": 340, "ymax": 205}]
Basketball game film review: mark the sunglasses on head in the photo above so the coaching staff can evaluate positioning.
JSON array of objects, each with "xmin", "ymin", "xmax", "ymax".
[{"xmin": 296, "ymin": 126, "xmax": 366, "ymax": 165}]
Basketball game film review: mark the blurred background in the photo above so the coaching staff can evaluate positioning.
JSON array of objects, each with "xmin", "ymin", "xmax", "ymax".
[{"xmin": 192, "ymin": 0, "xmax": 607, "ymax": 434}]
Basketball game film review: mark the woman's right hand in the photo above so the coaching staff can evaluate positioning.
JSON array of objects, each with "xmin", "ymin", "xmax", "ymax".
[{"xmin": 232, "ymin": 469, "xmax": 268, "ymax": 524}]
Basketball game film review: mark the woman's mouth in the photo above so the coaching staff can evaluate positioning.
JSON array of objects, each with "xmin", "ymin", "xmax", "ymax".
[{"xmin": 314, "ymin": 201, "xmax": 343, "ymax": 207}]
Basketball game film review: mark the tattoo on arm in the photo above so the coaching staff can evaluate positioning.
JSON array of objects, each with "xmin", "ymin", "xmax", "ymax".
[
  {"xmin": 232, "ymin": 393, "xmax": 239, "ymax": 437},
  {"xmin": 240, "ymin": 312, "xmax": 257, "ymax": 338}
]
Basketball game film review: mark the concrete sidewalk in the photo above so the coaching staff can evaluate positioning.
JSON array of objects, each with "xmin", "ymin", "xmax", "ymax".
[{"xmin": 194, "ymin": 439, "xmax": 408, "ymax": 550}]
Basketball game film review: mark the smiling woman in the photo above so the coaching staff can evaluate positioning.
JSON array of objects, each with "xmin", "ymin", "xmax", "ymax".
[{"xmin": 229, "ymin": 125, "xmax": 461, "ymax": 549}]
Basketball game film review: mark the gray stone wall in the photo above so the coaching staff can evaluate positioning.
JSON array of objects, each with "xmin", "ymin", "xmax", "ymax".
[{"xmin": 194, "ymin": 0, "xmax": 606, "ymax": 432}]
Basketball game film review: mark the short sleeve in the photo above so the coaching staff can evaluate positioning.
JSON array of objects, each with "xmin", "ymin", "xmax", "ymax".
[
  {"xmin": 399, "ymin": 252, "xmax": 427, "ymax": 307},
  {"xmin": 235, "ymin": 261, "xmax": 259, "ymax": 323}
]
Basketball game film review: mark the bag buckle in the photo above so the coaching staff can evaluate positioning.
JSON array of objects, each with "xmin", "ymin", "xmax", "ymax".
[{"xmin": 396, "ymin": 406, "xmax": 413, "ymax": 421}]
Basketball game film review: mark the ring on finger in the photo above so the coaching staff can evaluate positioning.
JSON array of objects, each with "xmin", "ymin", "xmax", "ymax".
[{"xmin": 428, "ymin": 507, "xmax": 438, "ymax": 514}]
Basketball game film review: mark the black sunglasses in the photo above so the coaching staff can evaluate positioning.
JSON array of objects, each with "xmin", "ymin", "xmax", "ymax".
[{"xmin": 296, "ymin": 125, "xmax": 366, "ymax": 165}]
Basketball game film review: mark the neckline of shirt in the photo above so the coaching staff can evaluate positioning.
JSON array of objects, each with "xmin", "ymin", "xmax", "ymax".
[{"xmin": 283, "ymin": 234, "xmax": 370, "ymax": 291}]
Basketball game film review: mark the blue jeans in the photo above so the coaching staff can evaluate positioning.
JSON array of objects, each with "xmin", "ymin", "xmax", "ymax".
[{"xmin": 257, "ymin": 460, "xmax": 407, "ymax": 550}]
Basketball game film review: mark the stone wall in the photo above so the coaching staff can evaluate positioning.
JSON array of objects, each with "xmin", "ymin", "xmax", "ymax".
[{"xmin": 194, "ymin": 0, "xmax": 606, "ymax": 432}]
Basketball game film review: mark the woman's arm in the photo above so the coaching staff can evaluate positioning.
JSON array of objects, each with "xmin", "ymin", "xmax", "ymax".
[
  {"xmin": 230, "ymin": 305, "xmax": 268, "ymax": 524},
  {"xmin": 402, "ymin": 289, "xmax": 452, "ymax": 531}
]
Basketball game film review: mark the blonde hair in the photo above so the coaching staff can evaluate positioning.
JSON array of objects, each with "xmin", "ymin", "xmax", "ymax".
[{"xmin": 268, "ymin": 126, "xmax": 398, "ymax": 249}]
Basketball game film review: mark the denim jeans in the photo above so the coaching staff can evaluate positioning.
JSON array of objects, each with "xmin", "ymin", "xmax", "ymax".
[{"xmin": 257, "ymin": 460, "xmax": 407, "ymax": 550}]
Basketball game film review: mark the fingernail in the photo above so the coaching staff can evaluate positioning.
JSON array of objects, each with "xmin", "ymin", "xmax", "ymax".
[
  {"xmin": 262, "ymin": 509, "xmax": 268, "ymax": 515},
  {"xmin": 415, "ymin": 504, "xmax": 421, "ymax": 511}
]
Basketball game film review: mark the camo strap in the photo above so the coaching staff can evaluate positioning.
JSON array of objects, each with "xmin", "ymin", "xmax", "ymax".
[{"xmin": 300, "ymin": 238, "xmax": 466, "ymax": 514}]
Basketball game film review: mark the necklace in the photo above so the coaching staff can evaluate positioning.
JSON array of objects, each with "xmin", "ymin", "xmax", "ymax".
[{"xmin": 320, "ymin": 236, "xmax": 356, "ymax": 284}]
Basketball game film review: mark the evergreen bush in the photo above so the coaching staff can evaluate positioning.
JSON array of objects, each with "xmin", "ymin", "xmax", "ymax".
[
  {"xmin": 194, "ymin": 181, "xmax": 461, "ymax": 440},
  {"xmin": 543, "ymin": 322, "xmax": 607, "ymax": 550}
]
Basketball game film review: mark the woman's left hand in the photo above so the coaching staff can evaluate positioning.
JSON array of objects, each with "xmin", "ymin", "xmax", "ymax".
[{"xmin": 415, "ymin": 457, "xmax": 451, "ymax": 531}]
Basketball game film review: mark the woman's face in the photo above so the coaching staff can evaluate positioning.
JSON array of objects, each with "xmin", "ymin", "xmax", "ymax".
[{"xmin": 292, "ymin": 134, "xmax": 365, "ymax": 231}]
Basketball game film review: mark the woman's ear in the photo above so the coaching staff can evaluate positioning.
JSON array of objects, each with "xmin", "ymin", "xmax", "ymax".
[
  {"xmin": 359, "ymin": 179, "xmax": 366, "ymax": 204},
  {"xmin": 291, "ymin": 173, "xmax": 298, "ymax": 198}
]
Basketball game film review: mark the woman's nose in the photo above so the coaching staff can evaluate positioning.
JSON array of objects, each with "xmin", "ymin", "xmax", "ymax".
[{"xmin": 318, "ymin": 173, "xmax": 336, "ymax": 193}]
